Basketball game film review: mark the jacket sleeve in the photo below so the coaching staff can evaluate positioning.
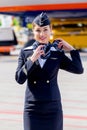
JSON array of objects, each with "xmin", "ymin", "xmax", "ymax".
[
  {"xmin": 60, "ymin": 50, "xmax": 84, "ymax": 74},
  {"xmin": 15, "ymin": 49, "xmax": 34, "ymax": 84}
]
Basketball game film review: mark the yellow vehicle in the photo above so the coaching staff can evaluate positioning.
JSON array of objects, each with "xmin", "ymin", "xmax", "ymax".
[{"xmin": 50, "ymin": 18, "xmax": 87, "ymax": 49}]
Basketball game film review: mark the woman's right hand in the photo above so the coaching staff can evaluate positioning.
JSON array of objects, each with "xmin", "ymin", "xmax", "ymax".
[{"xmin": 29, "ymin": 45, "xmax": 45, "ymax": 62}]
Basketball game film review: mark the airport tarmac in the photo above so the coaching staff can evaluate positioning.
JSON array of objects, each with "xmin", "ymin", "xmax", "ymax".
[{"xmin": 0, "ymin": 52, "xmax": 87, "ymax": 130}]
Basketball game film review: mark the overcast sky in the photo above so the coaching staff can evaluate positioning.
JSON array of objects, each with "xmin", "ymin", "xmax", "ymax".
[{"xmin": 0, "ymin": 0, "xmax": 87, "ymax": 7}]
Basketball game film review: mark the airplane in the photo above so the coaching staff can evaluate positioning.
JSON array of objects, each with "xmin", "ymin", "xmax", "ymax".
[
  {"xmin": 0, "ymin": 0, "xmax": 87, "ymax": 17},
  {"xmin": 0, "ymin": 0, "xmax": 87, "ymax": 12},
  {"xmin": 0, "ymin": 0, "xmax": 87, "ymax": 52},
  {"xmin": 0, "ymin": 0, "xmax": 87, "ymax": 27}
]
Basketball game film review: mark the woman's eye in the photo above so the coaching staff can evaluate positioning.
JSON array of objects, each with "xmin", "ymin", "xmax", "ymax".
[
  {"xmin": 36, "ymin": 29, "xmax": 40, "ymax": 33},
  {"xmin": 44, "ymin": 29, "xmax": 48, "ymax": 31}
]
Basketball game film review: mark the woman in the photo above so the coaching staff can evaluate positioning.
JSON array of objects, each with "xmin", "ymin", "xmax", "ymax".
[{"xmin": 15, "ymin": 12, "xmax": 84, "ymax": 130}]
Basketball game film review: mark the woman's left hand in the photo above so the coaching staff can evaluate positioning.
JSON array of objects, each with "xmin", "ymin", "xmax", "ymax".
[{"xmin": 56, "ymin": 38, "xmax": 75, "ymax": 51}]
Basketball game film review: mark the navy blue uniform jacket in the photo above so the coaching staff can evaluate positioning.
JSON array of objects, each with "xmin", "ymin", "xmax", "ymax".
[{"xmin": 15, "ymin": 48, "xmax": 83, "ymax": 102}]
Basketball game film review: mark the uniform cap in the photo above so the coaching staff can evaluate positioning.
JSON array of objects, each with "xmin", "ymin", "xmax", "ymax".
[{"xmin": 32, "ymin": 12, "xmax": 50, "ymax": 27}]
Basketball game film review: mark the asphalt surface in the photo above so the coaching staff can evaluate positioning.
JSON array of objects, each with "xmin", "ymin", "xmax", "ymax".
[{"xmin": 0, "ymin": 52, "xmax": 87, "ymax": 130}]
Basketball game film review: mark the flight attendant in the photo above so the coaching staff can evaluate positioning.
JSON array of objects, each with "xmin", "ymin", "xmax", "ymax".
[{"xmin": 15, "ymin": 12, "xmax": 84, "ymax": 130}]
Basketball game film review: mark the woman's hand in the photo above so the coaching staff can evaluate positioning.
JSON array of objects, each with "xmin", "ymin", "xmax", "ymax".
[
  {"xmin": 56, "ymin": 38, "xmax": 75, "ymax": 51},
  {"xmin": 30, "ymin": 45, "xmax": 45, "ymax": 62}
]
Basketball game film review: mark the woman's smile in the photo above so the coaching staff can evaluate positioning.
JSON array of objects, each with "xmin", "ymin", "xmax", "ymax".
[{"xmin": 39, "ymin": 36, "xmax": 47, "ymax": 41}]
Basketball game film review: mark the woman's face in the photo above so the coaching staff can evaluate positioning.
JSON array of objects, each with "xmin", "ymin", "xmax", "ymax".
[{"xmin": 33, "ymin": 24, "xmax": 52, "ymax": 44}]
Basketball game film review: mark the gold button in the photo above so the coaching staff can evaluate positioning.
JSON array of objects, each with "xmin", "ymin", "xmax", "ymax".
[
  {"xmin": 46, "ymin": 80, "xmax": 50, "ymax": 83},
  {"xmin": 34, "ymin": 81, "xmax": 37, "ymax": 84}
]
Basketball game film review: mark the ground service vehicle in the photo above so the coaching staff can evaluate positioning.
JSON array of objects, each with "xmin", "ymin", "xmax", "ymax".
[
  {"xmin": 0, "ymin": 28, "xmax": 18, "ymax": 54},
  {"xmin": 50, "ymin": 17, "xmax": 87, "ymax": 49}
]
